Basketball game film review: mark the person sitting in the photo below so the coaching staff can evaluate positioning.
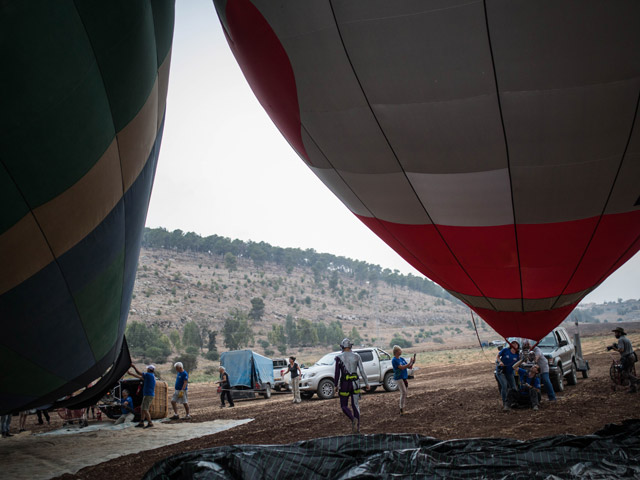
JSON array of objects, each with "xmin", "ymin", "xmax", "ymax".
[
  {"xmin": 114, "ymin": 389, "xmax": 135, "ymax": 424},
  {"xmin": 507, "ymin": 362, "xmax": 541, "ymax": 411}
]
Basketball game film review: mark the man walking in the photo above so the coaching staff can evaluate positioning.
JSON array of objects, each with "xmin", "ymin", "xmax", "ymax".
[
  {"xmin": 170, "ymin": 362, "xmax": 191, "ymax": 419},
  {"xmin": 334, "ymin": 338, "xmax": 369, "ymax": 433}
]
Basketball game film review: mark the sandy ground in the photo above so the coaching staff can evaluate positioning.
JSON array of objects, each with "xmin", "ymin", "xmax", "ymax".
[{"xmin": 33, "ymin": 333, "xmax": 638, "ymax": 480}]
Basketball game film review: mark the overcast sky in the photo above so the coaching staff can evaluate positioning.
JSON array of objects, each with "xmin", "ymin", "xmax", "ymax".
[{"xmin": 145, "ymin": 0, "xmax": 639, "ymax": 305}]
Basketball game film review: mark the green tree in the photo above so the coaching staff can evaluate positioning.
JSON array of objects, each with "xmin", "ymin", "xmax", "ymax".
[
  {"xmin": 126, "ymin": 322, "xmax": 171, "ymax": 359},
  {"xmin": 297, "ymin": 318, "xmax": 319, "ymax": 346},
  {"xmin": 224, "ymin": 252, "xmax": 237, "ymax": 278},
  {"xmin": 169, "ymin": 330, "xmax": 182, "ymax": 350},
  {"xmin": 350, "ymin": 326, "xmax": 363, "ymax": 345},
  {"xmin": 173, "ymin": 353, "xmax": 198, "ymax": 372},
  {"xmin": 268, "ymin": 324, "xmax": 287, "ymax": 352},
  {"xmin": 285, "ymin": 314, "xmax": 298, "ymax": 346},
  {"xmin": 207, "ymin": 331, "xmax": 218, "ymax": 351},
  {"xmin": 223, "ymin": 310, "xmax": 254, "ymax": 350},
  {"xmin": 182, "ymin": 321, "xmax": 203, "ymax": 351},
  {"xmin": 329, "ymin": 270, "xmax": 339, "ymax": 291},
  {"xmin": 249, "ymin": 297, "xmax": 265, "ymax": 322}
]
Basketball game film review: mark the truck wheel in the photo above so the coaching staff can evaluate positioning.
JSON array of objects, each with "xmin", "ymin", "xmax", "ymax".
[
  {"xmin": 317, "ymin": 379, "xmax": 335, "ymax": 400},
  {"xmin": 300, "ymin": 391, "xmax": 314, "ymax": 400},
  {"xmin": 262, "ymin": 385, "xmax": 271, "ymax": 399},
  {"xmin": 551, "ymin": 366, "xmax": 564, "ymax": 392},
  {"xmin": 383, "ymin": 372, "xmax": 398, "ymax": 392},
  {"xmin": 566, "ymin": 363, "xmax": 578, "ymax": 386}
]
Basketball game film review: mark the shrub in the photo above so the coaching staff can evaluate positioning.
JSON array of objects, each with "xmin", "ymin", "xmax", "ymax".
[
  {"xmin": 185, "ymin": 345, "xmax": 199, "ymax": 355},
  {"xmin": 205, "ymin": 350, "xmax": 220, "ymax": 361},
  {"xmin": 144, "ymin": 346, "xmax": 168, "ymax": 363},
  {"xmin": 173, "ymin": 353, "xmax": 198, "ymax": 372}
]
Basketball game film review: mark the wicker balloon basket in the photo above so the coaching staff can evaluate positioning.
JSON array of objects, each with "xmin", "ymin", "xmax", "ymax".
[{"xmin": 149, "ymin": 381, "xmax": 168, "ymax": 419}]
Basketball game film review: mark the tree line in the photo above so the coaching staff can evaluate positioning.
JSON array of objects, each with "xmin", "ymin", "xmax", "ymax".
[{"xmin": 142, "ymin": 227, "xmax": 451, "ymax": 298}]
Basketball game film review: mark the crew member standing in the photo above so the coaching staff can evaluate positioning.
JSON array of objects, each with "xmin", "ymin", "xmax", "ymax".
[
  {"xmin": 608, "ymin": 327, "xmax": 638, "ymax": 393},
  {"xmin": 170, "ymin": 362, "xmax": 191, "ymax": 420},
  {"xmin": 285, "ymin": 356, "xmax": 302, "ymax": 404},
  {"xmin": 334, "ymin": 338, "xmax": 369, "ymax": 433}
]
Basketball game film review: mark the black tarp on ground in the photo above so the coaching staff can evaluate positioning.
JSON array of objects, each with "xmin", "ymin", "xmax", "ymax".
[{"xmin": 143, "ymin": 420, "xmax": 640, "ymax": 479}]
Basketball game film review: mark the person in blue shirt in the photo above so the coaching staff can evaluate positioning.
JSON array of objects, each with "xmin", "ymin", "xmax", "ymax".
[
  {"xmin": 170, "ymin": 362, "xmax": 191, "ymax": 420},
  {"xmin": 114, "ymin": 389, "xmax": 135, "ymax": 424},
  {"xmin": 496, "ymin": 341, "xmax": 520, "ymax": 410},
  {"xmin": 130, "ymin": 364, "xmax": 156, "ymax": 428},
  {"xmin": 507, "ymin": 363, "xmax": 541, "ymax": 410},
  {"xmin": 392, "ymin": 345, "xmax": 416, "ymax": 415}
]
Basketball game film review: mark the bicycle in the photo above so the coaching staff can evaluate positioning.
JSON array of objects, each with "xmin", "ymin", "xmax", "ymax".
[{"xmin": 608, "ymin": 352, "xmax": 637, "ymax": 391}]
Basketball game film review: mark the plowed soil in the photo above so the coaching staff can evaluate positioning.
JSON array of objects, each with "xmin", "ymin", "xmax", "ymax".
[{"xmin": 51, "ymin": 334, "xmax": 640, "ymax": 480}]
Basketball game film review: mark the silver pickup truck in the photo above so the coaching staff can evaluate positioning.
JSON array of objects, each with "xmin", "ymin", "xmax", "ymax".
[{"xmin": 299, "ymin": 347, "xmax": 412, "ymax": 400}]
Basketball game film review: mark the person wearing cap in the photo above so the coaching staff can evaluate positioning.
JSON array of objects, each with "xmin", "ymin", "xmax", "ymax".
[
  {"xmin": 170, "ymin": 362, "xmax": 191, "ymax": 420},
  {"xmin": 334, "ymin": 338, "xmax": 369, "ymax": 433},
  {"xmin": 608, "ymin": 327, "xmax": 638, "ymax": 393},
  {"xmin": 130, "ymin": 363, "xmax": 156, "ymax": 428},
  {"xmin": 523, "ymin": 340, "xmax": 556, "ymax": 402}
]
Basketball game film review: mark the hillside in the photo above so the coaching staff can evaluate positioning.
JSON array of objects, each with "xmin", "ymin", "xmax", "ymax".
[
  {"xmin": 130, "ymin": 246, "xmax": 477, "ymax": 356},
  {"xmin": 129, "ymin": 229, "xmax": 640, "ymax": 365}
]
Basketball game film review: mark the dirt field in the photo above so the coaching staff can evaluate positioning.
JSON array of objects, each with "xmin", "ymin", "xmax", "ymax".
[{"xmin": 47, "ymin": 331, "xmax": 640, "ymax": 480}]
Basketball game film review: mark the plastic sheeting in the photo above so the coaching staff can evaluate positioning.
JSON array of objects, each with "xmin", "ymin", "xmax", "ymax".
[
  {"xmin": 220, "ymin": 350, "xmax": 274, "ymax": 388},
  {"xmin": 143, "ymin": 420, "xmax": 640, "ymax": 479}
]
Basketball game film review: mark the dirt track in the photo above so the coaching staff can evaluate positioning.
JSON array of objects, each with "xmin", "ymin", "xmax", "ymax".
[{"xmin": 53, "ymin": 337, "xmax": 640, "ymax": 480}]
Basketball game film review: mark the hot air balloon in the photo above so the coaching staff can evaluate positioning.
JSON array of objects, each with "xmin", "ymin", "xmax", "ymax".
[
  {"xmin": 0, "ymin": 0, "xmax": 175, "ymax": 415},
  {"xmin": 213, "ymin": 0, "xmax": 640, "ymax": 341}
]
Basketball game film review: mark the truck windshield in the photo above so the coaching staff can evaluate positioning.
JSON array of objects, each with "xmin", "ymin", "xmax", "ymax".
[
  {"xmin": 315, "ymin": 353, "xmax": 337, "ymax": 366},
  {"xmin": 538, "ymin": 332, "xmax": 557, "ymax": 347}
]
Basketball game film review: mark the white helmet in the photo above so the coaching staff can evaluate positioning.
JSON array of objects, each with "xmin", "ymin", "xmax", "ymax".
[{"xmin": 340, "ymin": 338, "xmax": 353, "ymax": 350}]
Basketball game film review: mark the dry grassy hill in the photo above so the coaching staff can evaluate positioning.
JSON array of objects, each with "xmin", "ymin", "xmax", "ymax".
[{"xmin": 129, "ymin": 245, "xmax": 640, "ymax": 369}]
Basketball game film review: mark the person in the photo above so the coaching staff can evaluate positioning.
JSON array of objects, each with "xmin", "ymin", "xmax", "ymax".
[
  {"xmin": 170, "ymin": 362, "xmax": 191, "ymax": 419},
  {"xmin": 496, "ymin": 341, "xmax": 520, "ymax": 410},
  {"xmin": 608, "ymin": 327, "xmax": 638, "ymax": 393},
  {"xmin": 130, "ymin": 364, "xmax": 156, "ymax": 428},
  {"xmin": 217, "ymin": 366, "xmax": 234, "ymax": 408},
  {"xmin": 334, "ymin": 338, "xmax": 369, "ymax": 433},
  {"xmin": 523, "ymin": 340, "xmax": 556, "ymax": 402},
  {"xmin": 1, "ymin": 413, "xmax": 12, "ymax": 438},
  {"xmin": 18, "ymin": 411, "xmax": 28, "ymax": 432},
  {"xmin": 391, "ymin": 345, "xmax": 415, "ymax": 415},
  {"xmin": 36, "ymin": 408, "xmax": 50, "ymax": 425},
  {"xmin": 508, "ymin": 361, "xmax": 541, "ymax": 410},
  {"xmin": 284, "ymin": 356, "xmax": 302, "ymax": 404},
  {"xmin": 114, "ymin": 389, "xmax": 135, "ymax": 424}
]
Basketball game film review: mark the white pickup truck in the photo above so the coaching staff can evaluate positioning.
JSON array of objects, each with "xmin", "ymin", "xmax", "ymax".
[
  {"xmin": 299, "ymin": 347, "xmax": 411, "ymax": 400},
  {"xmin": 272, "ymin": 358, "xmax": 291, "ymax": 392}
]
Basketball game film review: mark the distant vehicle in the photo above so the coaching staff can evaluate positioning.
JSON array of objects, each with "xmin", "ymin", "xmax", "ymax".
[
  {"xmin": 489, "ymin": 340, "xmax": 504, "ymax": 348},
  {"xmin": 220, "ymin": 350, "xmax": 274, "ymax": 399},
  {"xmin": 299, "ymin": 347, "xmax": 413, "ymax": 400},
  {"xmin": 272, "ymin": 358, "xmax": 291, "ymax": 392}
]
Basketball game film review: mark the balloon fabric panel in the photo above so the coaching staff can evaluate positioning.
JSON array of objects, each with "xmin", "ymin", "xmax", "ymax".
[{"xmin": 215, "ymin": 0, "xmax": 640, "ymax": 341}]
